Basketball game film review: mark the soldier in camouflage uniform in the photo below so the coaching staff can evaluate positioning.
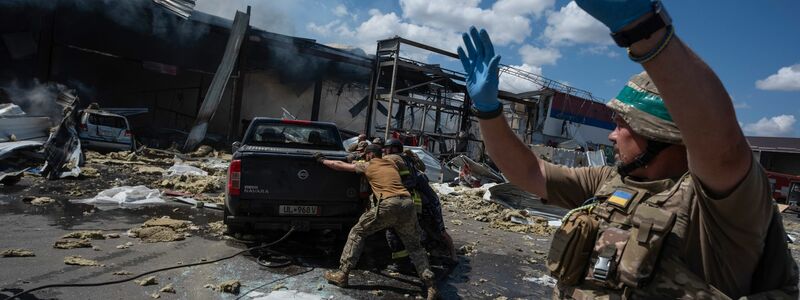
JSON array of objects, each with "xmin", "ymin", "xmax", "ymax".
[
  {"xmin": 315, "ymin": 144, "xmax": 437, "ymax": 300},
  {"xmin": 383, "ymin": 139, "xmax": 457, "ymax": 267},
  {"xmin": 457, "ymin": 1, "xmax": 798, "ymax": 298}
]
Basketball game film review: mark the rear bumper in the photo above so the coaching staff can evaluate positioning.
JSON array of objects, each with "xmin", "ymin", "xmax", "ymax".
[
  {"xmin": 80, "ymin": 138, "xmax": 133, "ymax": 151},
  {"xmin": 225, "ymin": 196, "xmax": 364, "ymax": 231},
  {"xmin": 225, "ymin": 215, "xmax": 358, "ymax": 231}
]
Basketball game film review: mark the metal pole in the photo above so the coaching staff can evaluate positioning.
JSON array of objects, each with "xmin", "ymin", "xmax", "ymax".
[
  {"xmin": 420, "ymin": 104, "xmax": 428, "ymax": 132},
  {"xmin": 384, "ymin": 41, "xmax": 401, "ymax": 141}
]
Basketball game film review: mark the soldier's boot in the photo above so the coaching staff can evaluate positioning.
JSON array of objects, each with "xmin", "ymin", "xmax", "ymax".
[
  {"xmin": 323, "ymin": 270, "xmax": 349, "ymax": 287},
  {"xmin": 426, "ymin": 285, "xmax": 438, "ymax": 300},
  {"xmin": 422, "ymin": 271, "xmax": 438, "ymax": 300}
]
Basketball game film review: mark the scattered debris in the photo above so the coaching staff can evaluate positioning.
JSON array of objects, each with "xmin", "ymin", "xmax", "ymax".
[
  {"xmin": 165, "ymin": 163, "xmax": 207, "ymax": 177},
  {"xmin": 129, "ymin": 216, "xmax": 191, "ymax": 242},
  {"xmin": 72, "ymin": 185, "xmax": 165, "ymax": 209},
  {"xmin": 218, "ymin": 279, "xmax": 241, "ymax": 294},
  {"xmin": 150, "ymin": 292, "xmax": 160, "ymax": 299},
  {"xmin": 1, "ymin": 248, "xmax": 35, "ymax": 257},
  {"xmin": 116, "ymin": 242, "xmax": 134, "ymax": 249},
  {"xmin": 159, "ymin": 174, "xmax": 222, "ymax": 195},
  {"xmin": 160, "ymin": 284, "xmax": 176, "ymax": 293},
  {"xmin": 523, "ymin": 274, "xmax": 557, "ymax": 288},
  {"xmin": 105, "ymin": 233, "xmax": 121, "ymax": 239},
  {"xmin": 136, "ymin": 165, "xmax": 166, "ymax": 175},
  {"xmin": 28, "ymin": 196, "xmax": 55, "ymax": 206},
  {"xmin": 80, "ymin": 166, "xmax": 100, "ymax": 177},
  {"xmin": 436, "ymin": 185, "xmax": 556, "ymax": 236},
  {"xmin": 54, "ymin": 239, "xmax": 92, "ymax": 249},
  {"xmin": 244, "ymin": 290, "xmax": 323, "ymax": 300},
  {"xmin": 113, "ymin": 270, "xmax": 133, "ymax": 275},
  {"xmin": 207, "ymin": 221, "xmax": 227, "ymax": 236},
  {"xmin": 458, "ymin": 244, "xmax": 477, "ymax": 256},
  {"xmin": 64, "ymin": 255, "xmax": 102, "ymax": 266},
  {"xmin": 135, "ymin": 276, "xmax": 158, "ymax": 286},
  {"xmin": 63, "ymin": 230, "xmax": 106, "ymax": 240}
]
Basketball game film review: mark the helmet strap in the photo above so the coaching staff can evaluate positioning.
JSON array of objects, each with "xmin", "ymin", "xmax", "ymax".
[{"xmin": 617, "ymin": 140, "xmax": 671, "ymax": 177}]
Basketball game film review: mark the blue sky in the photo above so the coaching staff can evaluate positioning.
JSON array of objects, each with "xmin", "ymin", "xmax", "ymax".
[{"xmin": 197, "ymin": 0, "xmax": 800, "ymax": 137}]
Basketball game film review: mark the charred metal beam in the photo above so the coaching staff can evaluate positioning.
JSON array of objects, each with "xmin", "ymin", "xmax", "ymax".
[{"xmin": 184, "ymin": 10, "xmax": 249, "ymax": 152}]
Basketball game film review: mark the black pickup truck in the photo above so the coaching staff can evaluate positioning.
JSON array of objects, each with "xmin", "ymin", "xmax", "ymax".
[{"xmin": 225, "ymin": 118, "xmax": 367, "ymax": 233}]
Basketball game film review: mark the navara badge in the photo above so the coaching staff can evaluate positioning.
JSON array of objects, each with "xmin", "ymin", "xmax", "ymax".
[{"xmin": 297, "ymin": 169, "xmax": 309, "ymax": 180}]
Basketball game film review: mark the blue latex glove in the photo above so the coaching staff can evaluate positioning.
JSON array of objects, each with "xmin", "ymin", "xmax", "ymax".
[
  {"xmin": 457, "ymin": 26, "xmax": 501, "ymax": 113},
  {"xmin": 575, "ymin": 0, "xmax": 655, "ymax": 32}
]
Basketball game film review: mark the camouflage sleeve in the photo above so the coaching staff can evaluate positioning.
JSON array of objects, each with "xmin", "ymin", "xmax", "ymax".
[
  {"xmin": 353, "ymin": 161, "xmax": 369, "ymax": 174},
  {"xmin": 542, "ymin": 161, "xmax": 615, "ymax": 209}
]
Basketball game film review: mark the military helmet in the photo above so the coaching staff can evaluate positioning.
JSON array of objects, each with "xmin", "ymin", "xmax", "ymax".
[
  {"xmin": 606, "ymin": 71, "xmax": 682, "ymax": 145},
  {"xmin": 364, "ymin": 143, "xmax": 382, "ymax": 156},
  {"xmin": 385, "ymin": 138, "xmax": 403, "ymax": 148}
]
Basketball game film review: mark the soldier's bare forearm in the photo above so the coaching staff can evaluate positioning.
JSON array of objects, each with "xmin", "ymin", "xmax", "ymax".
[
  {"xmin": 629, "ymin": 25, "xmax": 751, "ymax": 196},
  {"xmin": 479, "ymin": 115, "xmax": 548, "ymax": 198}
]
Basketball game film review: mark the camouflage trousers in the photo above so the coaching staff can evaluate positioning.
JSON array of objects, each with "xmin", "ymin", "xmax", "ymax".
[{"xmin": 339, "ymin": 196, "xmax": 434, "ymax": 282}]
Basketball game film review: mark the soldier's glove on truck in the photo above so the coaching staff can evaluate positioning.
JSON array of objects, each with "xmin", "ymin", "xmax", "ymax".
[{"xmin": 313, "ymin": 152, "xmax": 327, "ymax": 163}]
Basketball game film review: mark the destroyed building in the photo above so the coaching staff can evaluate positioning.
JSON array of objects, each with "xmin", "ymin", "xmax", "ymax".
[{"xmin": 0, "ymin": 0, "xmax": 614, "ymax": 159}]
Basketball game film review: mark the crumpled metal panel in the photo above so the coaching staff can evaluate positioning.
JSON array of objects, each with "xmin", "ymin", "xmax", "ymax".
[{"xmin": 152, "ymin": 0, "xmax": 196, "ymax": 19}]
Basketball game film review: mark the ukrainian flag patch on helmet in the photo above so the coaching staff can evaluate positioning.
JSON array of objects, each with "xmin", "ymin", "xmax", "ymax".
[{"xmin": 607, "ymin": 190, "xmax": 635, "ymax": 208}]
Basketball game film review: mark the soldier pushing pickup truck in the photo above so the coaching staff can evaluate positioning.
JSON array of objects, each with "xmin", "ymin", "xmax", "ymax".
[{"xmin": 314, "ymin": 144, "xmax": 438, "ymax": 300}]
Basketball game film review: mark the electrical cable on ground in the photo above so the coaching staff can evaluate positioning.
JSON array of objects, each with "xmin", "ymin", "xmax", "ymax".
[{"xmin": 2, "ymin": 227, "xmax": 296, "ymax": 300}]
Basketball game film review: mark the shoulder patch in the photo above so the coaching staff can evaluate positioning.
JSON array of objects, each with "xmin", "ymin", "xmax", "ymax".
[{"xmin": 607, "ymin": 189, "xmax": 636, "ymax": 209}]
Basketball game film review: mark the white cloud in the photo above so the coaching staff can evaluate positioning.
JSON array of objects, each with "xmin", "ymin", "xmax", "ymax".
[
  {"xmin": 305, "ymin": 0, "xmax": 556, "ymax": 60},
  {"xmin": 499, "ymin": 64, "xmax": 543, "ymax": 93},
  {"xmin": 332, "ymin": 4, "xmax": 349, "ymax": 17},
  {"xmin": 743, "ymin": 115, "xmax": 796, "ymax": 137},
  {"xmin": 756, "ymin": 64, "xmax": 800, "ymax": 91},
  {"xmin": 543, "ymin": 1, "xmax": 610, "ymax": 46},
  {"xmin": 399, "ymin": 0, "xmax": 555, "ymax": 45},
  {"xmin": 733, "ymin": 102, "xmax": 751, "ymax": 109},
  {"xmin": 519, "ymin": 45, "xmax": 561, "ymax": 66}
]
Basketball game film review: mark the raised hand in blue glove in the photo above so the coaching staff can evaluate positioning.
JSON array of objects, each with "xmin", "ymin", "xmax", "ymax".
[
  {"xmin": 575, "ymin": 0, "xmax": 655, "ymax": 32},
  {"xmin": 457, "ymin": 26, "xmax": 501, "ymax": 113}
]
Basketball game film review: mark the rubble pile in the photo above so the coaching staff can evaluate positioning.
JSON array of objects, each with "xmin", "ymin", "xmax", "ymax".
[
  {"xmin": 54, "ymin": 239, "xmax": 93, "ymax": 249},
  {"xmin": 159, "ymin": 174, "xmax": 222, "ymax": 195},
  {"xmin": 129, "ymin": 216, "xmax": 192, "ymax": 243},
  {"xmin": 64, "ymin": 255, "xmax": 102, "ymax": 266},
  {"xmin": 23, "ymin": 196, "xmax": 55, "ymax": 206},
  {"xmin": 207, "ymin": 221, "xmax": 227, "ymax": 236},
  {"xmin": 1, "ymin": 248, "xmax": 35, "ymax": 257},
  {"xmin": 436, "ymin": 185, "xmax": 556, "ymax": 236}
]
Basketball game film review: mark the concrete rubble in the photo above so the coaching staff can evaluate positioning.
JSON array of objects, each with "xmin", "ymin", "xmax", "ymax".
[
  {"xmin": 1, "ymin": 248, "xmax": 35, "ymax": 257},
  {"xmin": 128, "ymin": 216, "xmax": 192, "ymax": 243},
  {"xmin": 64, "ymin": 255, "xmax": 102, "ymax": 267}
]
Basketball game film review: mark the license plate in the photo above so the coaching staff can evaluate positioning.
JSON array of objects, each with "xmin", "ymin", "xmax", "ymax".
[{"xmin": 279, "ymin": 205, "xmax": 319, "ymax": 216}]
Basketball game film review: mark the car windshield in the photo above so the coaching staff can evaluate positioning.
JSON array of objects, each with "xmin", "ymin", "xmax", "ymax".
[{"xmin": 246, "ymin": 122, "xmax": 342, "ymax": 151}]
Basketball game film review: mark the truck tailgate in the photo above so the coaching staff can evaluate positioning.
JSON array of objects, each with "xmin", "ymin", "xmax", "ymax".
[{"xmin": 239, "ymin": 152, "xmax": 360, "ymax": 202}]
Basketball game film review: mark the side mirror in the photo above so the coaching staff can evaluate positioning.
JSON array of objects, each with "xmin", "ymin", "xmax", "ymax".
[{"xmin": 232, "ymin": 141, "xmax": 242, "ymax": 153}]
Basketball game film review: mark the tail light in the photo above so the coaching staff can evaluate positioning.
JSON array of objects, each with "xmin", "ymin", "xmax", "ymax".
[
  {"xmin": 123, "ymin": 130, "xmax": 132, "ymax": 137},
  {"xmin": 228, "ymin": 159, "xmax": 241, "ymax": 196},
  {"xmin": 79, "ymin": 124, "xmax": 87, "ymax": 131}
]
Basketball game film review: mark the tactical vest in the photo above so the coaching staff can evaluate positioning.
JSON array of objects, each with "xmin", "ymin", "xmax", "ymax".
[{"xmin": 547, "ymin": 171, "xmax": 798, "ymax": 299}]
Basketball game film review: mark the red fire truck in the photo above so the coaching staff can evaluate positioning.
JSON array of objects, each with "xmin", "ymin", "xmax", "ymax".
[{"xmin": 766, "ymin": 171, "xmax": 800, "ymax": 205}]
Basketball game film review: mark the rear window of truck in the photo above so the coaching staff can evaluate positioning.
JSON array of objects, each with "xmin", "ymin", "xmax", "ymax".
[{"xmin": 246, "ymin": 122, "xmax": 342, "ymax": 151}]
